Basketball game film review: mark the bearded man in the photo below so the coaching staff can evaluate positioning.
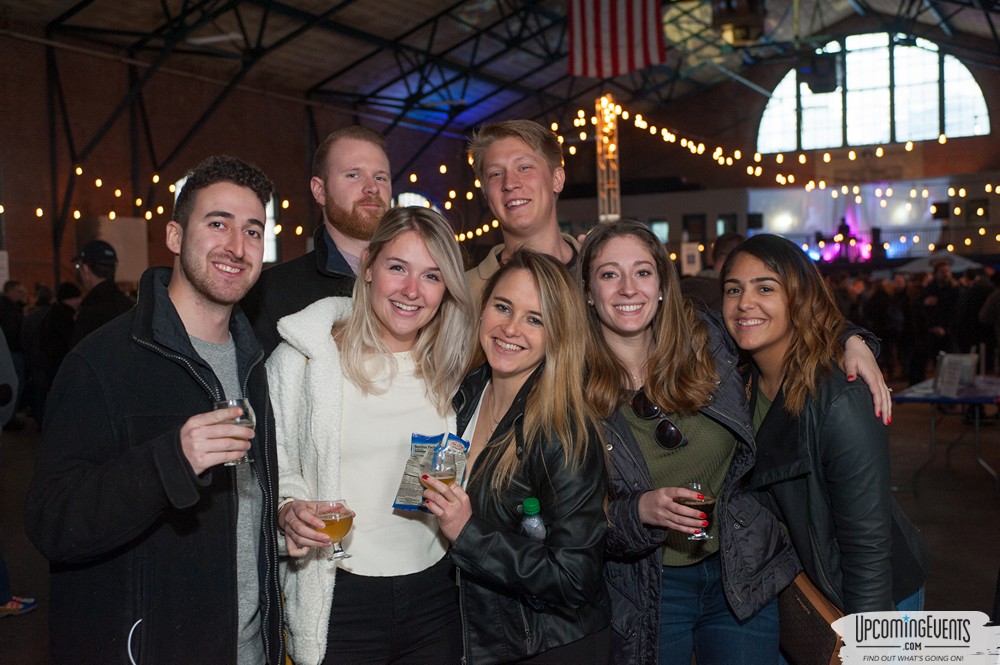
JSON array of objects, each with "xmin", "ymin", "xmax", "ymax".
[{"xmin": 242, "ymin": 125, "xmax": 392, "ymax": 356}]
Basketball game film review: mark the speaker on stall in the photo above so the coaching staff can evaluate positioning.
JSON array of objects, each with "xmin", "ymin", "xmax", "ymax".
[{"xmin": 747, "ymin": 213, "xmax": 763, "ymax": 230}]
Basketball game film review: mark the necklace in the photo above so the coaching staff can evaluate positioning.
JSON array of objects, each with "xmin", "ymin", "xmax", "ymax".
[
  {"xmin": 627, "ymin": 367, "xmax": 645, "ymax": 390},
  {"xmin": 485, "ymin": 385, "xmax": 502, "ymax": 433}
]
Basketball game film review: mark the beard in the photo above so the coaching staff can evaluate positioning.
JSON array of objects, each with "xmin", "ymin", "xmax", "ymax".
[
  {"xmin": 324, "ymin": 194, "xmax": 386, "ymax": 241},
  {"xmin": 179, "ymin": 247, "xmax": 256, "ymax": 306}
]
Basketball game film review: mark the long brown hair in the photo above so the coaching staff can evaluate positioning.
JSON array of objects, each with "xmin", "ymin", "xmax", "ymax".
[
  {"xmin": 720, "ymin": 233, "xmax": 844, "ymax": 415},
  {"xmin": 471, "ymin": 250, "xmax": 599, "ymax": 492},
  {"xmin": 579, "ymin": 220, "xmax": 717, "ymax": 417}
]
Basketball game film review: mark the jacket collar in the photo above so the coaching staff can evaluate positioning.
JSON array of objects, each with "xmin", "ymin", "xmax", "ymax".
[
  {"xmin": 747, "ymin": 372, "xmax": 812, "ymax": 489},
  {"xmin": 454, "ymin": 362, "xmax": 545, "ymax": 455},
  {"xmin": 314, "ymin": 225, "xmax": 354, "ymax": 279},
  {"xmin": 130, "ymin": 266, "xmax": 263, "ymax": 380},
  {"xmin": 274, "ymin": 296, "xmax": 353, "ymax": 358}
]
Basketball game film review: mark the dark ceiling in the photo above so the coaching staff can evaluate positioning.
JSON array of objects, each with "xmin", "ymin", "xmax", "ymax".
[{"xmin": 8, "ymin": 0, "xmax": 1000, "ymax": 140}]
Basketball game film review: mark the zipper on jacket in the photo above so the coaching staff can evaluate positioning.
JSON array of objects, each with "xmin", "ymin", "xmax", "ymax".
[
  {"xmin": 134, "ymin": 337, "xmax": 222, "ymax": 400},
  {"xmin": 238, "ymin": 348, "xmax": 279, "ymax": 660},
  {"xmin": 253, "ymin": 366, "xmax": 281, "ymax": 660},
  {"xmin": 518, "ymin": 599, "xmax": 532, "ymax": 653},
  {"xmin": 457, "ymin": 568, "xmax": 469, "ymax": 665}
]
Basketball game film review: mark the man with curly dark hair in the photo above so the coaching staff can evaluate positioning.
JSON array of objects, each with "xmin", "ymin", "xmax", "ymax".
[{"xmin": 26, "ymin": 155, "xmax": 286, "ymax": 665}]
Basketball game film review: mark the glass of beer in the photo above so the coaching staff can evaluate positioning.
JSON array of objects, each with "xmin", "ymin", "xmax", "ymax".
[
  {"xmin": 419, "ymin": 449, "xmax": 457, "ymax": 493},
  {"xmin": 213, "ymin": 398, "xmax": 255, "ymax": 466},
  {"xmin": 677, "ymin": 481, "xmax": 716, "ymax": 541},
  {"xmin": 317, "ymin": 499, "xmax": 354, "ymax": 560}
]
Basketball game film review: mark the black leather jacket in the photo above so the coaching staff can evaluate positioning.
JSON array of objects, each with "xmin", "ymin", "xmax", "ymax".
[
  {"xmin": 603, "ymin": 311, "xmax": 800, "ymax": 665},
  {"xmin": 450, "ymin": 363, "xmax": 611, "ymax": 665},
  {"xmin": 750, "ymin": 367, "xmax": 927, "ymax": 613}
]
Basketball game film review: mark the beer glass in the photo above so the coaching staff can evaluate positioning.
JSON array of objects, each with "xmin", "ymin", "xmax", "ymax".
[
  {"xmin": 419, "ymin": 449, "xmax": 457, "ymax": 493},
  {"xmin": 317, "ymin": 499, "xmax": 354, "ymax": 560},
  {"xmin": 676, "ymin": 481, "xmax": 716, "ymax": 541},
  {"xmin": 213, "ymin": 398, "xmax": 255, "ymax": 466}
]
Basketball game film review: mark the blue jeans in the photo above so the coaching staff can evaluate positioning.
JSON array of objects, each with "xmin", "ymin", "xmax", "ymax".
[
  {"xmin": 896, "ymin": 587, "xmax": 925, "ymax": 612},
  {"xmin": 659, "ymin": 554, "xmax": 779, "ymax": 665}
]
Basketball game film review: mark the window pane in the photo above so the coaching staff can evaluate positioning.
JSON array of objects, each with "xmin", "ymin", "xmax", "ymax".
[
  {"xmin": 757, "ymin": 73, "xmax": 797, "ymax": 153},
  {"xmin": 845, "ymin": 32, "xmax": 888, "ymax": 51},
  {"xmin": 846, "ymin": 88, "xmax": 891, "ymax": 145},
  {"xmin": 801, "ymin": 84, "xmax": 843, "ymax": 150},
  {"xmin": 944, "ymin": 56, "xmax": 990, "ymax": 137},
  {"xmin": 845, "ymin": 35, "xmax": 890, "ymax": 144},
  {"xmin": 894, "ymin": 42, "xmax": 940, "ymax": 141}
]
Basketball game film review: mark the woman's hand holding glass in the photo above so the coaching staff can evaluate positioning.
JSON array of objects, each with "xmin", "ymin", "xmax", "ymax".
[
  {"xmin": 637, "ymin": 485, "xmax": 712, "ymax": 537},
  {"xmin": 278, "ymin": 499, "xmax": 354, "ymax": 558},
  {"xmin": 422, "ymin": 477, "xmax": 472, "ymax": 543}
]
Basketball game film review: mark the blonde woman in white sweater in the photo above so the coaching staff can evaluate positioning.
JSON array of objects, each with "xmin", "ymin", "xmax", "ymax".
[{"xmin": 268, "ymin": 207, "xmax": 473, "ymax": 665}]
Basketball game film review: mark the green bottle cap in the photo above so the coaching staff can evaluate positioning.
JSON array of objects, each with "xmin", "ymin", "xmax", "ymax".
[{"xmin": 522, "ymin": 497, "xmax": 541, "ymax": 515}]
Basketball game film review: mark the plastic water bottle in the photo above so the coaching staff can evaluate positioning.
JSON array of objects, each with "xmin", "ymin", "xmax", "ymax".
[{"xmin": 520, "ymin": 497, "xmax": 546, "ymax": 541}]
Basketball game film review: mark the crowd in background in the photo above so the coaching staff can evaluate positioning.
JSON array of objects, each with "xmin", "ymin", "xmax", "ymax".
[
  {"xmin": 816, "ymin": 260, "xmax": 1000, "ymax": 385},
  {"xmin": 0, "ymin": 241, "xmax": 135, "ymax": 432}
]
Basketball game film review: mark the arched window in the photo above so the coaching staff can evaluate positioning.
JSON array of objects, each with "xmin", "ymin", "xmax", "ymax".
[{"xmin": 757, "ymin": 33, "xmax": 989, "ymax": 153}]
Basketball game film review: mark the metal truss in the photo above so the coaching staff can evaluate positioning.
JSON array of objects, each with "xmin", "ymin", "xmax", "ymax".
[{"xmin": 34, "ymin": 0, "xmax": 1000, "ymax": 281}]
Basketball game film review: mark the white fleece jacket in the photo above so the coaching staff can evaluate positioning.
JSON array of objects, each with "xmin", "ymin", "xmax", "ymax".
[
  {"xmin": 267, "ymin": 297, "xmax": 352, "ymax": 665},
  {"xmin": 268, "ymin": 296, "xmax": 457, "ymax": 664}
]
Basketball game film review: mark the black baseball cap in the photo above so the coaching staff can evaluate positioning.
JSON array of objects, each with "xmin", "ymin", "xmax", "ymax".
[{"xmin": 73, "ymin": 239, "xmax": 118, "ymax": 268}]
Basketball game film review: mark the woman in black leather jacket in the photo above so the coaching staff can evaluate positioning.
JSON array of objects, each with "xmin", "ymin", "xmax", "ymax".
[
  {"xmin": 720, "ymin": 234, "xmax": 926, "ymax": 621},
  {"xmin": 424, "ymin": 251, "xmax": 611, "ymax": 665},
  {"xmin": 580, "ymin": 222, "xmax": 892, "ymax": 665}
]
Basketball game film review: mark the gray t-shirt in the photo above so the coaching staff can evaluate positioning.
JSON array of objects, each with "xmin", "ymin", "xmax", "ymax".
[{"xmin": 191, "ymin": 335, "xmax": 265, "ymax": 665}]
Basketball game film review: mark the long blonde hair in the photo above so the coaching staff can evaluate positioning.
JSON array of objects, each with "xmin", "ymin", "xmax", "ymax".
[
  {"xmin": 579, "ymin": 221, "xmax": 717, "ymax": 417},
  {"xmin": 339, "ymin": 206, "xmax": 474, "ymax": 415},
  {"xmin": 720, "ymin": 233, "xmax": 844, "ymax": 415},
  {"xmin": 471, "ymin": 250, "xmax": 600, "ymax": 492}
]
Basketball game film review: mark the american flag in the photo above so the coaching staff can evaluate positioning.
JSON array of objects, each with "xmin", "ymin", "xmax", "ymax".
[{"xmin": 568, "ymin": 0, "xmax": 667, "ymax": 79}]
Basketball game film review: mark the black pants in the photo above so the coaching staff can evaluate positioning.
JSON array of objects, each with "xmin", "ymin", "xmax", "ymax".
[{"xmin": 323, "ymin": 557, "xmax": 462, "ymax": 665}]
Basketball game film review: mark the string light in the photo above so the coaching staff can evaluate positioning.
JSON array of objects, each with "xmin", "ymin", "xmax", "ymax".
[{"xmin": 10, "ymin": 98, "xmax": 996, "ymax": 255}]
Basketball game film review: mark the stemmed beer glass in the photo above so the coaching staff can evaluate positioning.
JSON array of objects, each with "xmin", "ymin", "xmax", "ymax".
[
  {"xmin": 213, "ymin": 398, "xmax": 255, "ymax": 466},
  {"xmin": 419, "ymin": 449, "xmax": 458, "ymax": 493},
  {"xmin": 316, "ymin": 499, "xmax": 354, "ymax": 560}
]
